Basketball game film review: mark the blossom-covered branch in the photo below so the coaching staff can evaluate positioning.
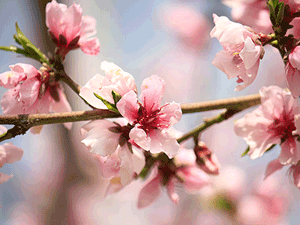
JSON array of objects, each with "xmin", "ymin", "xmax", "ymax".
[{"xmin": 0, "ymin": 92, "xmax": 261, "ymax": 143}]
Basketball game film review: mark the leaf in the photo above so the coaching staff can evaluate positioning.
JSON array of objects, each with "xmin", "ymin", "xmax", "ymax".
[
  {"xmin": 93, "ymin": 93, "xmax": 119, "ymax": 113},
  {"xmin": 241, "ymin": 146, "xmax": 250, "ymax": 157},
  {"xmin": 13, "ymin": 23, "xmax": 49, "ymax": 64},
  {"xmin": 265, "ymin": 144, "xmax": 277, "ymax": 153},
  {"xmin": 276, "ymin": 2, "xmax": 285, "ymax": 24},
  {"xmin": 0, "ymin": 45, "xmax": 27, "ymax": 55},
  {"xmin": 112, "ymin": 90, "xmax": 122, "ymax": 104},
  {"xmin": 108, "ymin": 126, "xmax": 121, "ymax": 133},
  {"xmin": 241, "ymin": 144, "xmax": 277, "ymax": 157}
]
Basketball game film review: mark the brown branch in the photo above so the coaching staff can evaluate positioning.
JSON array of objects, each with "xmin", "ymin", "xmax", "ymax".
[
  {"xmin": 180, "ymin": 93, "xmax": 261, "ymax": 114},
  {"xmin": 0, "ymin": 109, "xmax": 119, "ymax": 126}
]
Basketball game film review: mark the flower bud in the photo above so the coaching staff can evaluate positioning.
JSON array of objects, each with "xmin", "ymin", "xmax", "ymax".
[{"xmin": 194, "ymin": 141, "xmax": 220, "ymax": 175}]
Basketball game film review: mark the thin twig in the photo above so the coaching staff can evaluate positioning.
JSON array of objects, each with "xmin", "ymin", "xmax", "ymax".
[{"xmin": 177, "ymin": 109, "xmax": 240, "ymax": 143}]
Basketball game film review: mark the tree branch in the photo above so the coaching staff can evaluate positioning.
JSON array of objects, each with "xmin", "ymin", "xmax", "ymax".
[
  {"xmin": 180, "ymin": 93, "xmax": 261, "ymax": 114},
  {"xmin": 0, "ymin": 109, "xmax": 119, "ymax": 126}
]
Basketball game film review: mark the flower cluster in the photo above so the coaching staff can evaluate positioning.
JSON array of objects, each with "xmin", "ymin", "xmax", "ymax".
[{"xmin": 80, "ymin": 64, "xmax": 183, "ymax": 195}]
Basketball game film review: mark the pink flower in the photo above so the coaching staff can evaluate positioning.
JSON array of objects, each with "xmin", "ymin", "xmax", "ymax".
[
  {"xmin": 0, "ymin": 143, "xmax": 23, "ymax": 168},
  {"xmin": 265, "ymin": 158, "xmax": 300, "ymax": 189},
  {"xmin": 0, "ymin": 125, "xmax": 23, "ymax": 184},
  {"xmin": 289, "ymin": 162, "xmax": 300, "ymax": 188},
  {"xmin": 234, "ymin": 86, "xmax": 300, "ymax": 165},
  {"xmin": 46, "ymin": 0, "xmax": 100, "ymax": 58},
  {"xmin": 237, "ymin": 177, "xmax": 289, "ymax": 225},
  {"xmin": 159, "ymin": 4, "xmax": 209, "ymax": 50},
  {"xmin": 224, "ymin": 0, "xmax": 300, "ymax": 38},
  {"xmin": 79, "ymin": 61, "xmax": 137, "ymax": 109},
  {"xmin": 0, "ymin": 64, "xmax": 71, "ymax": 132},
  {"xmin": 137, "ymin": 148, "xmax": 210, "ymax": 208},
  {"xmin": 223, "ymin": 0, "xmax": 273, "ymax": 34},
  {"xmin": 286, "ymin": 46, "xmax": 300, "ymax": 98},
  {"xmin": 210, "ymin": 14, "xmax": 263, "ymax": 91},
  {"xmin": 116, "ymin": 75, "xmax": 182, "ymax": 158},
  {"xmin": 81, "ymin": 119, "xmax": 145, "ymax": 188}
]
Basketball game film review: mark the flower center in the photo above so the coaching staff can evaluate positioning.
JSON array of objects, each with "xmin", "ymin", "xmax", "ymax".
[
  {"xmin": 136, "ymin": 103, "xmax": 170, "ymax": 133},
  {"xmin": 268, "ymin": 111, "xmax": 296, "ymax": 140}
]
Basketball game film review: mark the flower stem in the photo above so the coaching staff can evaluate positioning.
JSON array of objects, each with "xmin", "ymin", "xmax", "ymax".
[{"xmin": 177, "ymin": 109, "xmax": 242, "ymax": 143}]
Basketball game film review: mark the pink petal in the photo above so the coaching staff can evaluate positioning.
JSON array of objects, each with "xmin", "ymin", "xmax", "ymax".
[
  {"xmin": 239, "ymin": 37, "xmax": 261, "ymax": 70},
  {"xmin": 291, "ymin": 163, "xmax": 300, "ymax": 188},
  {"xmin": 286, "ymin": 62, "xmax": 300, "ymax": 98},
  {"xmin": 279, "ymin": 138, "xmax": 300, "ymax": 165},
  {"xmin": 0, "ymin": 173, "xmax": 13, "ymax": 185},
  {"xmin": 46, "ymin": 0, "xmax": 67, "ymax": 37},
  {"xmin": 148, "ymin": 129, "xmax": 180, "ymax": 158},
  {"xmin": 25, "ymin": 91, "xmax": 51, "ymax": 114},
  {"xmin": 173, "ymin": 147, "xmax": 196, "ymax": 167},
  {"xmin": 289, "ymin": 46, "xmax": 300, "ymax": 70},
  {"xmin": 79, "ymin": 37, "xmax": 100, "ymax": 55},
  {"xmin": 0, "ymin": 143, "xmax": 23, "ymax": 167},
  {"xmin": 1, "ymin": 86, "xmax": 24, "ymax": 115},
  {"xmin": 80, "ymin": 15, "xmax": 97, "ymax": 38},
  {"xmin": 259, "ymin": 86, "xmax": 297, "ymax": 120},
  {"xmin": 177, "ymin": 166, "xmax": 210, "ymax": 193},
  {"xmin": 94, "ymin": 152, "xmax": 121, "ymax": 179},
  {"xmin": 116, "ymin": 90, "xmax": 139, "ymax": 124},
  {"xmin": 0, "ymin": 71, "xmax": 25, "ymax": 89},
  {"xmin": 210, "ymin": 14, "xmax": 249, "ymax": 44},
  {"xmin": 119, "ymin": 145, "xmax": 134, "ymax": 186},
  {"xmin": 81, "ymin": 120, "xmax": 120, "ymax": 156},
  {"xmin": 30, "ymin": 125, "xmax": 44, "ymax": 134},
  {"xmin": 140, "ymin": 75, "xmax": 165, "ymax": 112},
  {"xmin": 13, "ymin": 63, "xmax": 39, "ymax": 79},
  {"xmin": 159, "ymin": 101, "xmax": 182, "ymax": 127},
  {"xmin": 166, "ymin": 178, "xmax": 180, "ymax": 204},
  {"xmin": 51, "ymin": 87, "xmax": 72, "ymax": 129},
  {"xmin": 234, "ymin": 107, "xmax": 280, "ymax": 159},
  {"xmin": 264, "ymin": 159, "xmax": 284, "ymax": 179},
  {"xmin": 132, "ymin": 146, "xmax": 146, "ymax": 174},
  {"xmin": 137, "ymin": 166, "xmax": 161, "ymax": 209},
  {"xmin": 235, "ymin": 59, "xmax": 260, "ymax": 91},
  {"xmin": 212, "ymin": 50, "xmax": 245, "ymax": 79},
  {"xmin": 18, "ymin": 77, "xmax": 41, "ymax": 107},
  {"xmin": 79, "ymin": 74, "xmax": 109, "ymax": 109},
  {"xmin": 61, "ymin": 2, "xmax": 82, "ymax": 42},
  {"xmin": 129, "ymin": 125, "xmax": 151, "ymax": 150}
]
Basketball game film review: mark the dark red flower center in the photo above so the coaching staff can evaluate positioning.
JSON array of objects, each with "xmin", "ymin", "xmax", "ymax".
[
  {"xmin": 268, "ymin": 110, "xmax": 296, "ymax": 140},
  {"xmin": 136, "ymin": 103, "xmax": 170, "ymax": 134}
]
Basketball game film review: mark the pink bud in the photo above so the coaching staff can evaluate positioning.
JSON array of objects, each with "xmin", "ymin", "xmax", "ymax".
[{"xmin": 194, "ymin": 141, "xmax": 220, "ymax": 175}]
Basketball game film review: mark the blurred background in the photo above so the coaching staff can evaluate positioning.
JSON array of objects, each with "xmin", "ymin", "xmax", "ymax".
[{"xmin": 0, "ymin": 0, "xmax": 299, "ymax": 224}]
